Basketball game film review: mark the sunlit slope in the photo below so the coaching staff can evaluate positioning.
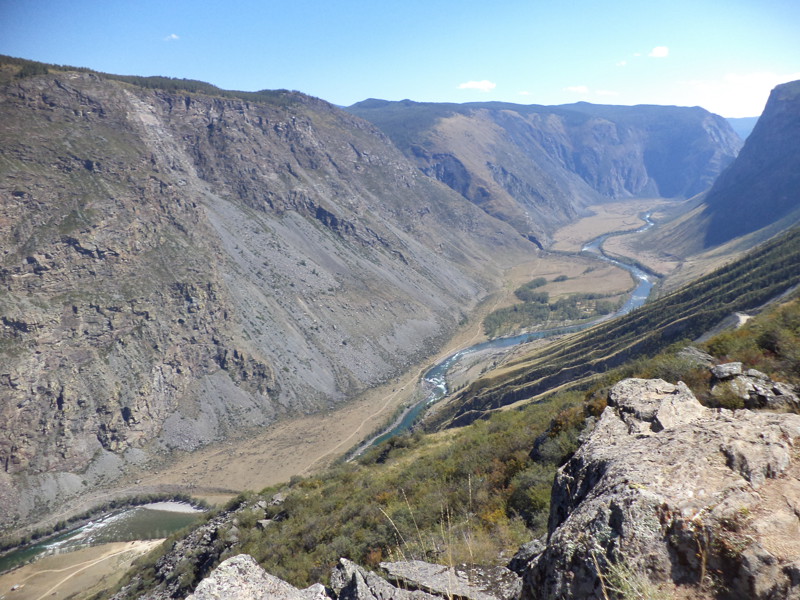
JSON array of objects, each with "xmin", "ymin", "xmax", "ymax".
[{"xmin": 433, "ymin": 225, "xmax": 800, "ymax": 427}]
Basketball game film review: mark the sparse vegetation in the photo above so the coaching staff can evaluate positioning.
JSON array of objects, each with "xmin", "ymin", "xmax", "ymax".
[
  {"xmin": 484, "ymin": 283, "xmax": 622, "ymax": 338},
  {"xmin": 445, "ymin": 224, "xmax": 800, "ymax": 424},
  {"xmin": 110, "ymin": 390, "xmax": 587, "ymax": 593},
  {"xmin": 110, "ymin": 288, "xmax": 800, "ymax": 598}
]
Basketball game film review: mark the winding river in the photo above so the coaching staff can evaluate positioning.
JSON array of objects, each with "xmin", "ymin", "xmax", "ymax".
[{"xmin": 351, "ymin": 213, "xmax": 657, "ymax": 456}]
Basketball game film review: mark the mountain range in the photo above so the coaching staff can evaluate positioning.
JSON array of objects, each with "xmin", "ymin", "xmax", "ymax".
[
  {"xmin": 0, "ymin": 55, "xmax": 796, "ymax": 544},
  {"xmin": 346, "ymin": 99, "xmax": 742, "ymax": 245}
]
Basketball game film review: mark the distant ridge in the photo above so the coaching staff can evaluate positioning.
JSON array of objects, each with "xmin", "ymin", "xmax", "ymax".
[
  {"xmin": 347, "ymin": 98, "xmax": 741, "ymax": 245},
  {"xmin": 726, "ymin": 116, "xmax": 759, "ymax": 140}
]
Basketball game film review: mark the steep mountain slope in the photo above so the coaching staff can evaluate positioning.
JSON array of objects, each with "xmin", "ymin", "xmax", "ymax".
[
  {"xmin": 0, "ymin": 64, "xmax": 533, "ymax": 529},
  {"xmin": 727, "ymin": 115, "xmax": 759, "ymax": 140},
  {"xmin": 701, "ymin": 79, "xmax": 800, "ymax": 247},
  {"xmin": 642, "ymin": 79, "xmax": 800, "ymax": 258},
  {"xmin": 347, "ymin": 99, "xmax": 741, "ymax": 245}
]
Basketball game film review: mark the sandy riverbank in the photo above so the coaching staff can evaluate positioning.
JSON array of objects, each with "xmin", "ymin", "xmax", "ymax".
[{"xmin": 0, "ymin": 540, "xmax": 161, "ymax": 600}]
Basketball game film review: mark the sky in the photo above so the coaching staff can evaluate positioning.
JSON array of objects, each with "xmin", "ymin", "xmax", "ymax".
[{"xmin": 1, "ymin": 0, "xmax": 798, "ymax": 118}]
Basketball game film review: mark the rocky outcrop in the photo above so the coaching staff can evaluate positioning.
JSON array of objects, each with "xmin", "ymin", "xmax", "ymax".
[
  {"xmin": 379, "ymin": 560, "xmax": 521, "ymax": 600},
  {"xmin": 710, "ymin": 361, "xmax": 800, "ymax": 410},
  {"xmin": 330, "ymin": 558, "xmax": 438, "ymax": 600},
  {"xmin": 183, "ymin": 556, "xmax": 520, "ymax": 600},
  {"xmin": 519, "ymin": 378, "xmax": 800, "ymax": 599},
  {"xmin": 185, "ymin": 555, "xmax": 327, "ymax": 600}
]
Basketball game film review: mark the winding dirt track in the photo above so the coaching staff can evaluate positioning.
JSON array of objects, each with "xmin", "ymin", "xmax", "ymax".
[{"xmin": 0, "ymin": 541, "xmax": 161, "ymax": 600}]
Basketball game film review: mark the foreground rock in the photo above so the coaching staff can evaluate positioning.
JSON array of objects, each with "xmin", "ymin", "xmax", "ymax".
[
  {"xmin": 520, "ymin": 378, "xmax": 800, "ymax": 599},
  {"xmin": 183, "ymin": 555, "xmax": 520, "ymax": 600},
  {"xmin": 330, "ymin": 558, "xmax": 438, "ymax": 600},
  {"xmin": 380, "ymin": 560, "xmax": 521, "ymax": 600},
  {"xmin": 186, "ymin": 555, "xmax": 327, "ymax": 600}
]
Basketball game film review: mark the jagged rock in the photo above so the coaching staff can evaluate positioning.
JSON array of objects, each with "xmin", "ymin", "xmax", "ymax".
[
  {"xmin": 520, "ymin": 378, "xmax": 800, "ymax": 600},
  {"xmin": 608, "ymin": 378, "xmax": 705, "ymax": 434},
  {"xmin": 508, "ymin": 538, "xmax": 545, "ymax": 575},
  {"xmin": 380, "ymin": 560, "xmax": 521, "ymax": 600},
  {"xmin": 329, "ymin": 558, "xmax": 438, "ymax": 600},
  {"xmin": 185, "ymin": 554, "xmax": 327, "ymax": 600},
  {"xmin": 710, "ymin": 364, "xmax": 800, "ymax": 410},
  {"xmin": 711, "ymin": 361, "xmax": 743, "ymax": 379}
]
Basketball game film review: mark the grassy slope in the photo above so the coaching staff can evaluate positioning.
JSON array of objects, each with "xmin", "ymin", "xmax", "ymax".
[{"xmin": 112, "ymin": 286, "xmax": 800, "ymax": 597}]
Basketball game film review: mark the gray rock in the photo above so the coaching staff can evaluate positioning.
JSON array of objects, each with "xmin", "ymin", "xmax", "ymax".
[
  {"xmin": 711, "ymin": 362, "xmax": 743, "ymax": 379},
  {"xmin": 508, "ymin": 538, "xmax": 546, "ymax": 574},
  {"xmin": 330, "ymin": 558, "xmax": 437, "ymax": 600},
  {"xmin": 380, "ymin": 560, "xmax": 521, "ymax": 600},
  {"xmin": 608, "ymin": 379, "xmax": 705, "ymax": 434},
  {"xmin": 521, "ymin": 378, "xmax": 800, "ymax": 600},
  {"xmin": 746, "ymin": 368, "xmax": 770, "ymax": 381},
  {"xmin": 185, "ymin": 554, "xmax": 327, "ymax": 600},
  {"xmin": 677, "ymin": 346, "xmax": 715, "ymax": 367},
  {"xmin": 710, "ymin": 368, "xmax": 800, "ymax": 410}
]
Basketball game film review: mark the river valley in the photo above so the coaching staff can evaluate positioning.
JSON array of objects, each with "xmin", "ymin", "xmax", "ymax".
[
  {"xmin": 350, "ymin": 211, "xmax": 658, "ymax": 455},
  {"xmin": 0, "ymin": 200, "xmax": 669, "ymax": 599}
]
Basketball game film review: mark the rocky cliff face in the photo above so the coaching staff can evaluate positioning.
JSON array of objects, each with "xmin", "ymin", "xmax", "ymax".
[
  {"xmin": 700, "ymin": 80, "xmax": 800, "ymax": 247},
  {"xmin": 347, "ymin": 100, "xmax": 741, "ymax": 245},
  {"xmin": 518, "ymin": 378, "xmax": 800, "ymax": 599},
  {"xmin": 646, "ymin": 79, "xmax": 800, "ymax": 256},
  {"xmin": 0, "ymin": 69, "xmax": 533, "ymax": 529}
]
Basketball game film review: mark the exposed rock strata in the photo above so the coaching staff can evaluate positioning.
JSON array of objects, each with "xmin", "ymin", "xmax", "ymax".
[
  {"xmin": 520, "ymin": 378, "xmax": 800, "ymax": 599},
  {"xmin": 379, "ymin": 560, "xmax": 521, "ymax": 600},
  {"xmin": 330, "ymin": 558, "xmax": 438, "ymax": 600},
  {"xmin": 0, "ymin": 70, "xmax": 532, "ymax": 529},
  {"xmin": 183, "ymin": 556, "xmax": 520, "ymax": 600}
]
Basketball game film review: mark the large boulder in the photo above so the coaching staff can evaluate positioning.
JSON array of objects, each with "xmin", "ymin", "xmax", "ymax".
[
  {"xmin": 379, "ymin": 560, "xmax": 521, "ymax": 600},
  {"xmin": 519, "ymin": 378, "xmax": 800, "ymax": 599},
  {"xmin": 329, "ymin": 558, "xmax": 438, "ymax": 600},
  {"xmin": 185, "ymin": 554, "xmax": 327, "ymax": 600}
]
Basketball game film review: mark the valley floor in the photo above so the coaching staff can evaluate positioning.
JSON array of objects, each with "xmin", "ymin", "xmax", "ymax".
[
  {"xmin": 122, "ymin": 198, "xmax": 662, "ymax": 503},
  {"xmin": 0, "ymin": 541, "xmax": 161, "ymax": 600}
]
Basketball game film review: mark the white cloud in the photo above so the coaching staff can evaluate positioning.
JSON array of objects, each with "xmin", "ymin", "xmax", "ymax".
[
  {"xmin": 458, "ymin": 80, "xmax": 496, "ymax": 92},
  {"xmin": 164, "ymin": 33, "xmax": 180, "ymax": 42},
  {"xmin": 648, "ymin": 46, "xmax": 669, "ymax": 58},
  {"xmin": 564, "ymin": 85, "xmax": 589, "ymax": 94},
  {"xmin": 518, "ymin": 90, "xmax": 532, "ymax": 96},
  {"xmin": 616, "ymin": 60, "xmax": 627, "ymax": 67},
  {"xmin": 679, "ymin": 71, "xmax": 800, "ymax": 117}
]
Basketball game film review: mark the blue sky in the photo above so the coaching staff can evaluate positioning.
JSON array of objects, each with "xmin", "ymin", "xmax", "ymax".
[{"xmin": 1, "ymin": 0, "xmax": 798, "ymax": 117}]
